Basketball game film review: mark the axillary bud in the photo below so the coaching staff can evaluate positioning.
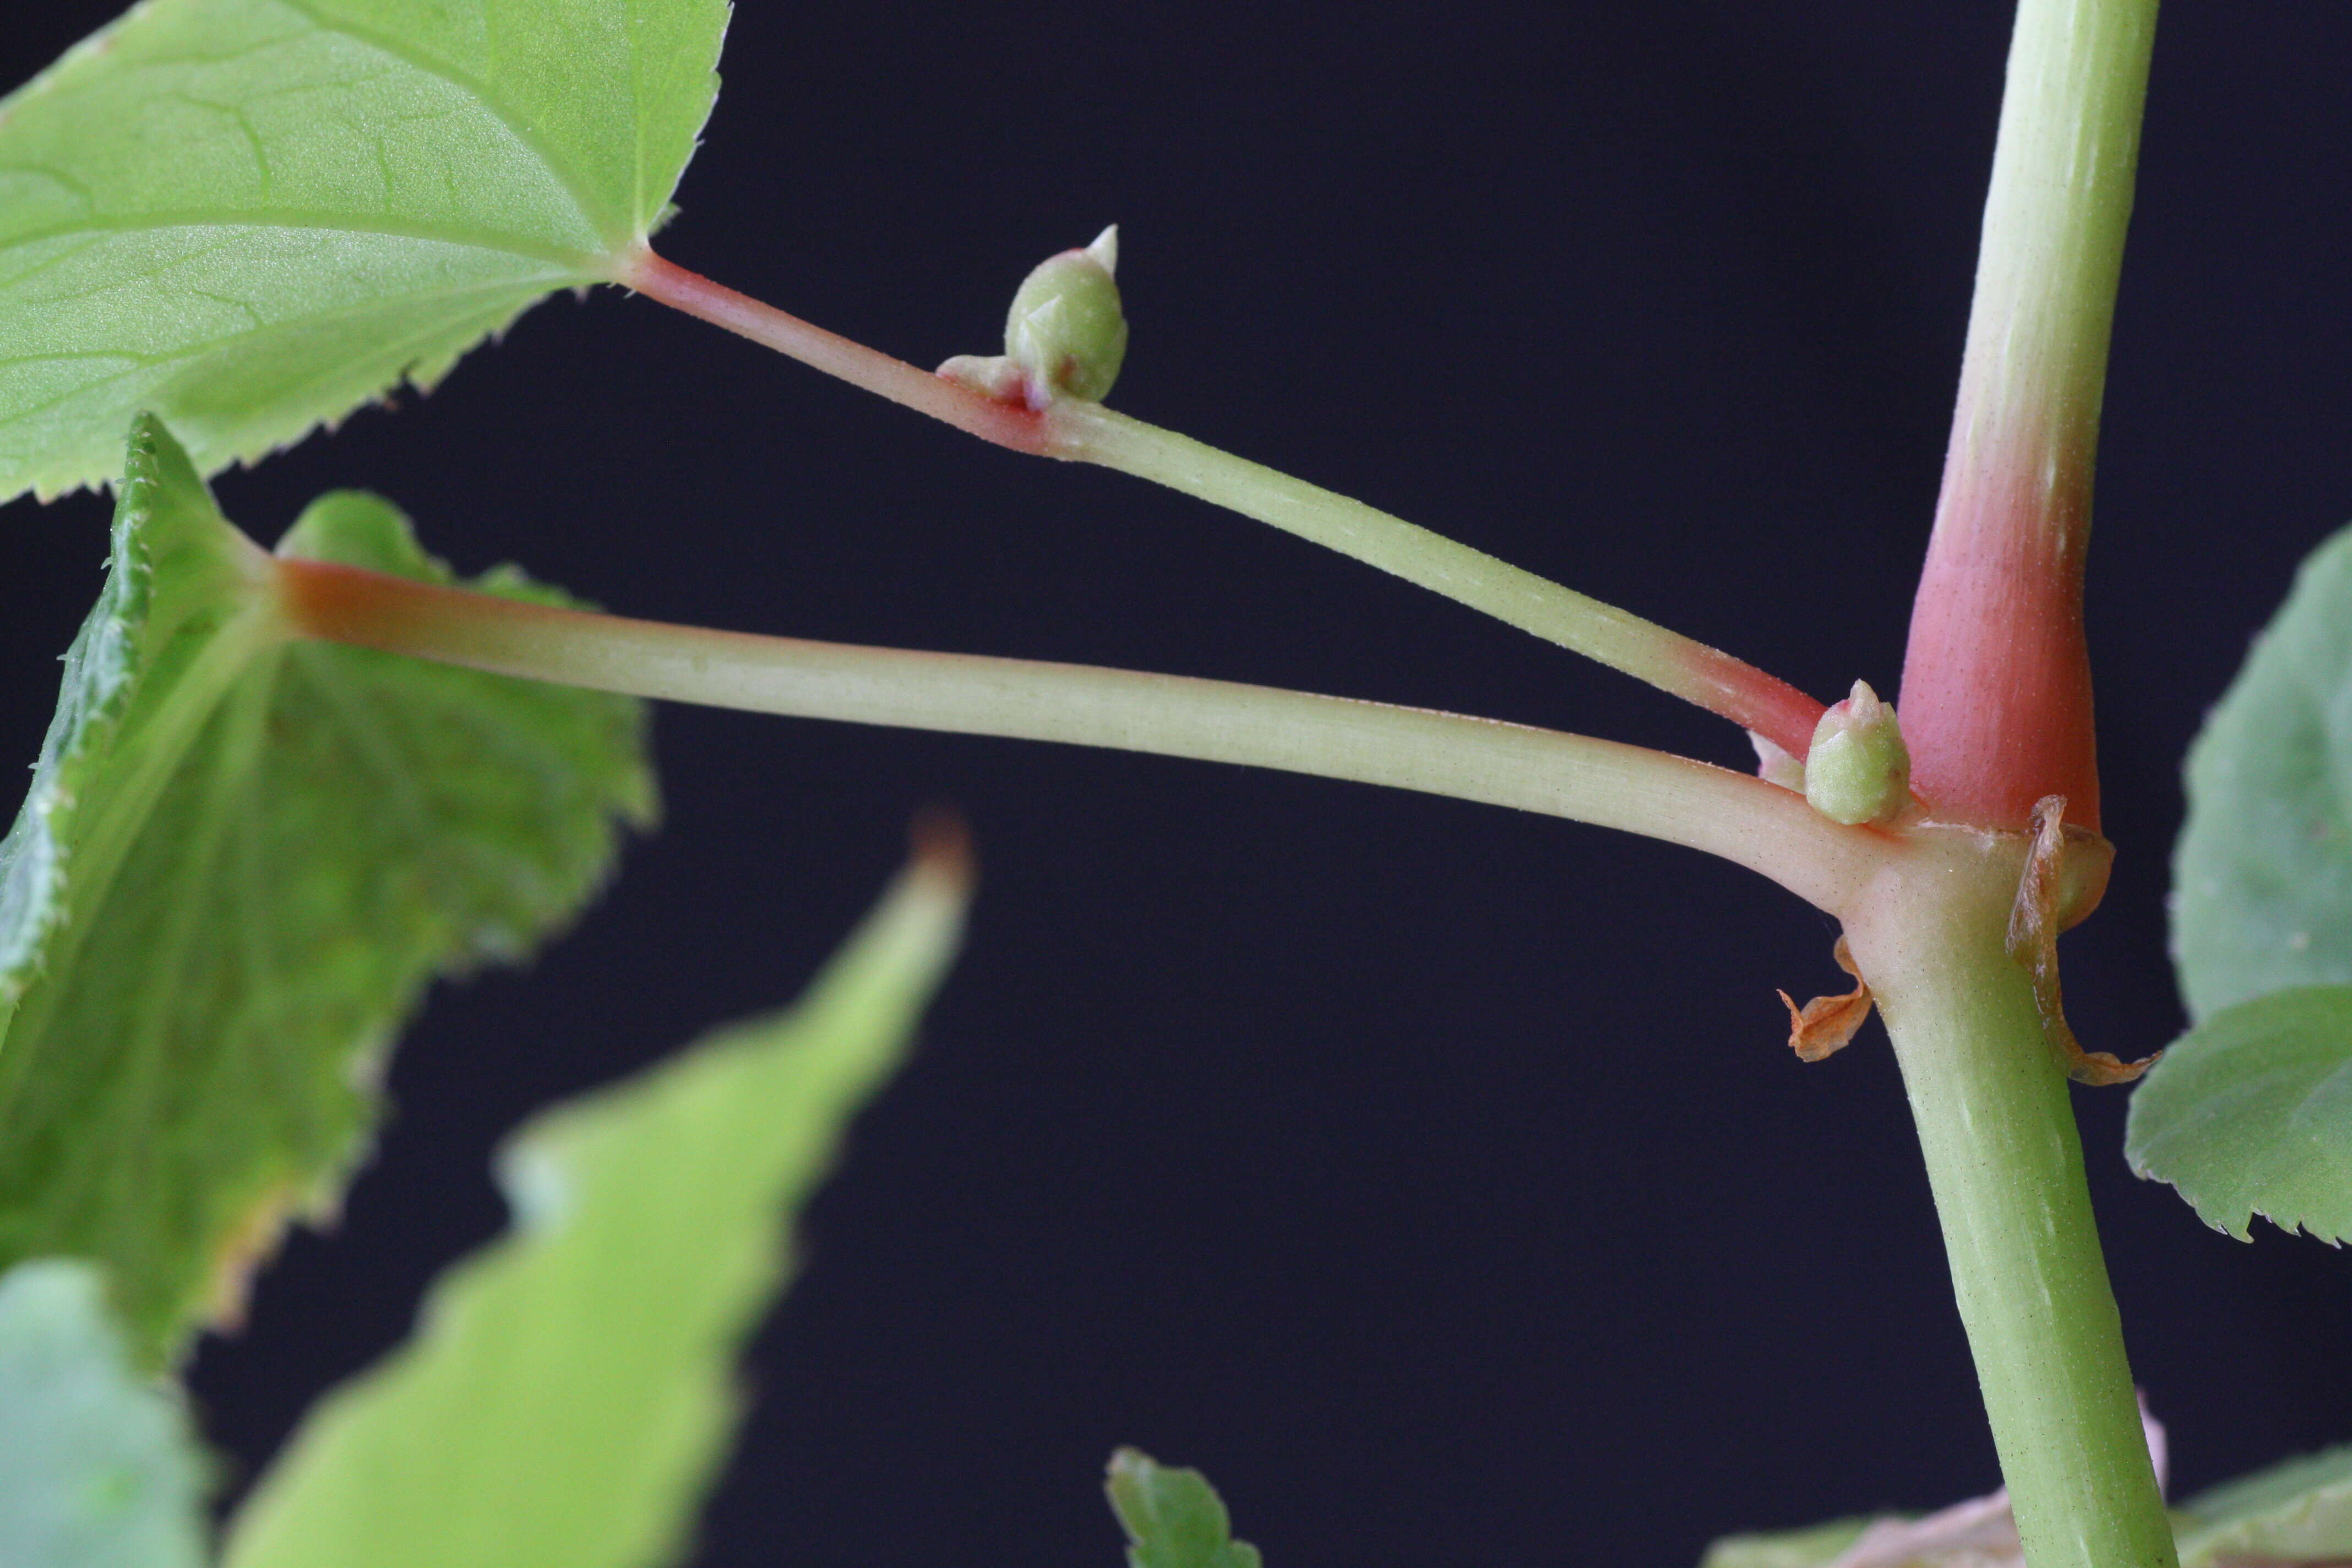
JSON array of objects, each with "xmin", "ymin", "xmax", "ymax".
[
  {"xmin": 1004, "ymin": 225, "xmax": 1128, "ymax": 406},
  {"xmin": 1803, "ymin": 679, "xmax": 1912, "ymax": 826}
]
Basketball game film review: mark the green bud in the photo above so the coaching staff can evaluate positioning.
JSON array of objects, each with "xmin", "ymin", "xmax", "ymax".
[
  {"xmin": 1004, "ymin": 225, "xmax": 1128, "ymax": 406},
  {"xmin": 1804, "ymin": 680, "xmax": 1912, "ymax": 826}
]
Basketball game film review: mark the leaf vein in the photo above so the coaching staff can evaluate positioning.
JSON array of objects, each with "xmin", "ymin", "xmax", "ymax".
[{"xmin": 2, "ymin": 213, "xmax": 595, "ymax": 273}]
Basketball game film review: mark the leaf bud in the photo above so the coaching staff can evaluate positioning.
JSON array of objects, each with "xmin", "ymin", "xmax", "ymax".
[
  {"xmin": 1804, "ymin": 680, "xmax": 1912, "ymax": 826},
  {"xmin": 1003, "ymin": 225, "xmax": 1128, "ymax": 407}
]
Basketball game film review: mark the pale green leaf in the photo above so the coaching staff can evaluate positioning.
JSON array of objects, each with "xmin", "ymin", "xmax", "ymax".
[
  {"xmin": 0, "ymin": 1260, "xmax": 208, "ymax": 1568},
  {"xmin": 1697, "ymin": 1518, "xmax": 1874, "ymax": 1568},
  {"xmin": 1719, "ymin": 1447, "xmax": 2352, "ymax": 1568},
  {"xmin": 2171, "ymin": 522, "xmax": 2352, "ymax": 1023},
  {"xmin": 220, "ymin": 849, "xmax": 971, "ymax": 1568},
  {"xmin": 0, "ymin": 0, "xmax": 729, "ymax": 502},
  {"xmin": 2125, "ymin": 986, "xmax": 2352, "ymax": 1240},
  {"xmin": 1106, "ymin": 1450, "xmax": 1264, "ymax": 1568},
  {"xmin": 2176, "ymin": 1445, "xmax": 2352, "ymax": 1566},
  {"xmin": 0, "ymin": 415, "xmax": 653, "ymax": 1365}
]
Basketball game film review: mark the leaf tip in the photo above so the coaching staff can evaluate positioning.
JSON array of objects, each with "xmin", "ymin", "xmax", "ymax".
[{"xmin": 908, "ymin": 803, "xmax": 976, "ymax": 898}]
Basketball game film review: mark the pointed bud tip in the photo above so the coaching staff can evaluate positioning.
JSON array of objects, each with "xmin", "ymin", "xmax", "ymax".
[{"xmin": 1086, "ymin": 224, "xmax": 1119, "ymax": 275}]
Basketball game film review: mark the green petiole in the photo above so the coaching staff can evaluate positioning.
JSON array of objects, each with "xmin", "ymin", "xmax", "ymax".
[
  {"xmin": 273, "ymin": 551, "xmax": 1887, "ymax": 914},
  {"xmin": 614, "ymin": 249, "xmax": 1826, "ymax": 759}
]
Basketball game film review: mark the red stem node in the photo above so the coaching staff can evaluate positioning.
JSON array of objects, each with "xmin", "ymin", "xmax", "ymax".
[{"xmin": 1900, "ymin": 428, "xmax": 2100, "ymax": 834}]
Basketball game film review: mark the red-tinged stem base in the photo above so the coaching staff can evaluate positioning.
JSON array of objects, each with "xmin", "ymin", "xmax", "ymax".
[
  {"xmin": 617, "ymin": 249, "xmax": 1055, "ymax": 455},
  {"xmin": 1901, "ymin": 461, "xmax": 2101, "ymax": 834}
]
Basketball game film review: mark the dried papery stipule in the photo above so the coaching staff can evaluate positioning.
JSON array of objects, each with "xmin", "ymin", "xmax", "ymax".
[
  {"xmin": 1778, "ymin": 936, "xmax": 1874, "ymax": 1062},
  {"xmin": 2008, "ymin": 795, "xmax": 2154, "ymax": 1086}
]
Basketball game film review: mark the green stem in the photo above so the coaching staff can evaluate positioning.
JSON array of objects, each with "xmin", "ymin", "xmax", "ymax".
[
  {"xmin": 1055, "ymin": 404, "xmax": 1826, "ymax": 756},
  {"xmin": 272, "ymin": 556, "xmax": 1887, "ymax": 912},
  {"xmin": 616, "ymin": 250, "xmax": 1826, "ymax": 759},
  {"xmin": 1846, "ymin": 834, "xmax": 2173, "ymax": 1568}
]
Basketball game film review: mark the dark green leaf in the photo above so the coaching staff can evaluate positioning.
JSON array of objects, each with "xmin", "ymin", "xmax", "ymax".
[
  {"xmin": 1106, "ymin": 1449, "xmax": 1264, "ymax": 1568},
  {"xmin": 222, "ymin": 850, "xmax": 970, "ymax": 1568},
  {"xmin": 2172, "ymin": 523, "xmax": 2352, "ymax": 1022},
  {"xmin": 0, "ymin": 0, "xmax": 730, "ymax": 502},
  {"xmin": 2125, "ymin": 986, "xmax": 2352, "ymax": 1240},
  {"xmin": 0, "ymin": 1260, "xmax": 208, "ymax": 1568},
  {"xmin": 0, "ymin": 415, "xmax": 652, "ymax": 1364}
]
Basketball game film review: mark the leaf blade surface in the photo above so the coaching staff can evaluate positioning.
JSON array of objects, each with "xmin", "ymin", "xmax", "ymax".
[
  {"xmin": 1106, "ymin": 1450, "xmax": 1265, "ymax": 1568},
  {"xmin": 221, "ymin": 851, "xmax": 970, "ymax": 1568},
  {"xmin": 2176, "ymin": 1444, "xmax": 2352, "ymax": 1566},
  {"xmin": 0, "ymin": 0, "xmax": 728, "ymax": 500},
  {"xmin": 2171, "ymin": 522, "xmax": 2352, "ymax": 1021},
  {"xmin": 2125, "ymin": 986, "xmax": 2352, "ymax": 1241},
  {"xmin": 0, "ymin": 416, "xmax": 653, "ymax": 1363},
  {"xmin": 0, "ymin": 1260, "xmax": 209, "ymax": 1568}
]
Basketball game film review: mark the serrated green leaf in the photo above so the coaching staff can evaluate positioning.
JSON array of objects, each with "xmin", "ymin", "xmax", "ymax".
[
  {"xmin": 2172, "ymin": 523, "xmax": 2352, "ymax": 1023},
  {"xmin": 2125, "ymin": 986, "xmax": 2352, "ymax": 1241},
  {"xmin": 1106, "ymin": 1450, "xmax": 1264, "ymax": 1568},
  {"xmin": 0, "ymin": 415, "xmax": 652, "ymax": 1365},
  {"xmin": 0, "ymin": 1260, "xmax": 208, "ymax": 1568},
  {"xmin": 0, "ymin": 0, "xmax": 730, "ymax": 502},
  {"xmin": 220, "ymin": 851, "xmax": 970, "ymax": 1568},
  {"xmin": 2176, "ymin": 1445, "xmax": 2352, "ymax": 1566},
  {"xmin": 1697, "ymin": 1517, "xmax": 1875, "ymax": 1568}
]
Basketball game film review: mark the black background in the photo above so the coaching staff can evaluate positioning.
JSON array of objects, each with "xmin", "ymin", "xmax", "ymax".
[{"xmin": 6, "ymin": 3, "xmax": 2352, "ymax": 1562}]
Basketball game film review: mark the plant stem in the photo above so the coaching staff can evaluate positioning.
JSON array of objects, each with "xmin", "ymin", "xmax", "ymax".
[
  {"xmin": 1846, "ymin": 833, "xmax": 2173, "ymax": 1568},
  {"xmin": 272, "ymin": 556, "xmax": 1887, "ymax": 912},
  {"xmin": 1055, "ymin": 404, "xmax": 1827, "ymax": 756},
  {"xmin": 616, "ymin": 251, "xmax": 1055, "ymax": 454},
  {"xmin": 1898, "ymin": 0, "xmax": 2155, "ymax": 832},
  {"xmin": 617, "ymin": 251, "xmax": 1826, "ymax": 758},
  {"xmin": 1873, "ymin": 2, "xmax": 2170, "ymax": 1553}
]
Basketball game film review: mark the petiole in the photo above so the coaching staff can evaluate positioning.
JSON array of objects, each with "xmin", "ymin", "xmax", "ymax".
[
  {"xmin": 614, "ymin": 248, "xmax": 1826, "ymax": 758},
  {"xmin": 273, "ymin": 550, "xmax": 1887, "ymax": 913}
]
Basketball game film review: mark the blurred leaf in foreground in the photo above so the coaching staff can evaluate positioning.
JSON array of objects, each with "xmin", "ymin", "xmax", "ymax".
[
  {"xmin": 1698, "ymin": 1407, "xmax": 2170, "ymax": 1568},
  {"xmin": 1106, "ymin": 1449, "xmax": 1264, "ymax": 1568},
  {"xmin": 1699, "ymin": 1440, "xmax": 2352, "ymax": 1568},
  {"xmin": 221, "ymin": 839, "xmax": 971, "ymax": 1568},
  {"xmin": 0, "ymin": 1259, "xmax": 208, "ymax": 1568},
  {"xmin": 0, "ymin": 415, "xmax": 652, "ymax": 1364},
  {"xmin": 2175, "ymin": 1444, "xmax": 2352, "ymax": 1566},
  {"xmin": 1698, "ymin": 1518, "xmax": 1875, "ymax": 1568}
]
